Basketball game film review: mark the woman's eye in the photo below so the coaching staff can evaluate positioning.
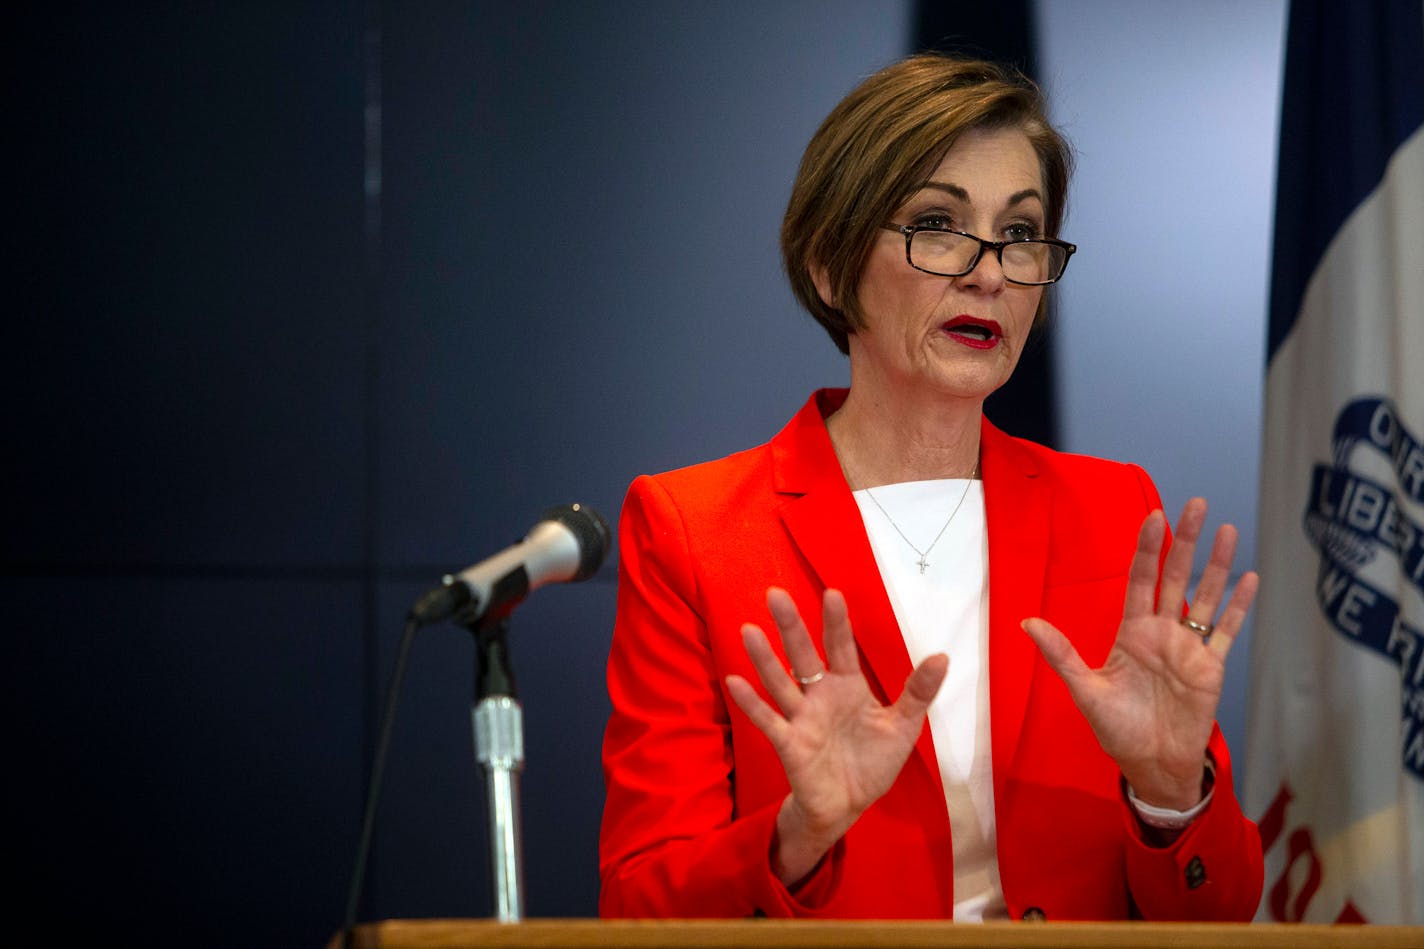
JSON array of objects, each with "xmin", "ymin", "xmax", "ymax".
[
  {"xmin": 1004, "ymin": 222, "xmax": 1040, "ymax": 242},
  {"xmin": 913, "ymin": 213, "xmax": 954, "ymax": 230}
]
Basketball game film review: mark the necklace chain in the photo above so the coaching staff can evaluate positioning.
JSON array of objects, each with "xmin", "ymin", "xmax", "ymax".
[{"xmin": 863, "ymin": 463, "xmax": 980, "ymax": 574}]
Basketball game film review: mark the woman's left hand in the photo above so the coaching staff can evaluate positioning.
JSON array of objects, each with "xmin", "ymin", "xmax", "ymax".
[{"xmin": 1020, "ymin": 498, "xmax": 1259, "ymax": 810}]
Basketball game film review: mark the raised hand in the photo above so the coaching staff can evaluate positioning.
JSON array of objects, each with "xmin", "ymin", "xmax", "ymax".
[
  {"xmin": 1020, "ymin": 498, "xmax": 1259, "ymax": 810},
  {"xmin": 726, "ymin": 587, "xmax": 947, "ymax": 884}
]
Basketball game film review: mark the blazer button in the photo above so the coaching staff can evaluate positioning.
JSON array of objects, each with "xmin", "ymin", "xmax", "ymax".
[
  {"xmin": 1185, "ymin": 855, "xmax": 1207, "ymax": 890},
  {"xmin": 1021, "ymin": 907, "xmax": 1047, "ymax": 921}
]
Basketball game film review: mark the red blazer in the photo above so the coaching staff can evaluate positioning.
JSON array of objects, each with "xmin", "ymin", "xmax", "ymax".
[{"xmin": 600, "ymin": 389, "xmax": 1263, "ymax": 920}]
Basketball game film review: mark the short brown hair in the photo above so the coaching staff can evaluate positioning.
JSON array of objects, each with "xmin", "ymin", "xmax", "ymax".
[{"xmin": 781, "ymin": 54, "xmax": 1072, "ymax": 354}]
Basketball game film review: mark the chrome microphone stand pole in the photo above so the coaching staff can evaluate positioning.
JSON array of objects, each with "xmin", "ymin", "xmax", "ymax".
[{"xmin": 466, "ymin": 615, "xmax": 525, "ymax": 922}]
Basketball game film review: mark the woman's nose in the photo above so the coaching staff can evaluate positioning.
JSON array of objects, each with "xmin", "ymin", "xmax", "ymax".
[{"xmin": 958, "ymin": 245, "xmax": 1006, "ymax": 292}]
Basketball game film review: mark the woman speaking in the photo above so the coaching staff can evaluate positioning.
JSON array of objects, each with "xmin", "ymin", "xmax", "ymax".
[{"xmin": 599, "ymin": 54, "xmax": 1263, "ymax": 921}]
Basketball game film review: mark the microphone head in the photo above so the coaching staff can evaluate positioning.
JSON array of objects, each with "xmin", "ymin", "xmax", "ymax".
[{"xmin": 542, "ymin": 503, "xmax": 611, "ymax": 581}]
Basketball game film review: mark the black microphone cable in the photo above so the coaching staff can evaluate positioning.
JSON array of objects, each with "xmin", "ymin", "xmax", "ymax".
[{"xmin": 340, "ymin": 614, "xmax": 419, "ymax": 949}]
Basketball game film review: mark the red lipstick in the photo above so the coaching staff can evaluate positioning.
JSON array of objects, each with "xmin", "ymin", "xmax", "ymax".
[{"xmin": 942, "ymin": 316, "xmax": 1003, "ymax": 350}]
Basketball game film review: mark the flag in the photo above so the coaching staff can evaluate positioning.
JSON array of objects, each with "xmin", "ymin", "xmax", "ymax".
[{"xmin": 1244, "ymin": 0, "xmax": 1424, "ymax": 924}]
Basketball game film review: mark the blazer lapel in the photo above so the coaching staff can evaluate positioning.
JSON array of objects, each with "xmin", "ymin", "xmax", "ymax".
[
  {"xmin": 769, "ymin": 390, "xmax": 947, "ymax": 787},
  {"xmin": 772, "ymin": 391, "xmax": 914, "ymax": 708},
  {"xmin": 980, "ymin": 419, "xmax": 1050, "ymax": 790}
]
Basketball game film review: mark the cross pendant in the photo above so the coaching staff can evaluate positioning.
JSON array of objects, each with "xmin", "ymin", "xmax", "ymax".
[{"xmin": 917, "ymin": 555, "xmax": 929, "ymax": 574}]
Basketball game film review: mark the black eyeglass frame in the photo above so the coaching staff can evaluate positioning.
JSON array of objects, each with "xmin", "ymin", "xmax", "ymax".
[{"xmin": 881, "ymin": 223, "xmax": 1077, "ymax": 286}]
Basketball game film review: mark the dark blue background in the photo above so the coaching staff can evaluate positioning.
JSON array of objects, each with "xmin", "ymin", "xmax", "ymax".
[
  {"xmin": 10, "ymin": 0, "xmax": 1294, "ymax": 939},
  {"xmin": 7, "ymin": 3, "xmax": 923, "ymax": 944}
]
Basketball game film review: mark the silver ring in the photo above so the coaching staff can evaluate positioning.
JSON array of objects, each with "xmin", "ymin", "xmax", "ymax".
[
  {"xmin": 794, "ymin": 670, "xmax": 826, "ymax": 686},
  {"xmin": 1180, "ymin": 617, "xmax": 1214, "ymax": 642}
]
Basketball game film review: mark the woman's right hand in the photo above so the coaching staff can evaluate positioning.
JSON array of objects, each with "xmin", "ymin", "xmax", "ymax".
[{"xmin": 725, "ymin": 587, "xmax": 948, "ymax": 886}]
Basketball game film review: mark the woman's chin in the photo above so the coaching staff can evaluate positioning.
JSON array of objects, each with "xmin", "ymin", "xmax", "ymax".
[
  {"xmin": 888, "ymin": 369, "xmax": 1010, "ymax": 406},
  {"xmin": 921, "ymin": 354, "xmax": 1018, "ymax": 403}
]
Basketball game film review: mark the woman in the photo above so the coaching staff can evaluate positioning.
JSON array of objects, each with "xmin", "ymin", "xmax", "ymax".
[{"xmin": 599, "ymin": 54, "xmax": 1263, "ymax": 921}]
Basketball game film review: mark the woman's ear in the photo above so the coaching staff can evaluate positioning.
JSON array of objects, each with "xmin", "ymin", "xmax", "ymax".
[{"xmin": 810, "ymin": 263, "xmax": 836, "ymax": 308}]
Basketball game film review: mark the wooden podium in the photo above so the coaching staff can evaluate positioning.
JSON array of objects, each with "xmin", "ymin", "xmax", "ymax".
[{"xmin": 335, "ymin": 918, "xmax": 1424, "ymax": 948}]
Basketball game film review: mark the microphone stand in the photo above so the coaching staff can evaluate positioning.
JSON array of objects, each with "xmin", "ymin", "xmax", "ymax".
[{"xmin": 464, "ymin": 614, "xmax": 525, "ymax": 922}]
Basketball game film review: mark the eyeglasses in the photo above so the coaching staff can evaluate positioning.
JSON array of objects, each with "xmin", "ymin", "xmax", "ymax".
[{"xmin": 882, "ymin": 224, "xmax": 1076, "ymax": 286}]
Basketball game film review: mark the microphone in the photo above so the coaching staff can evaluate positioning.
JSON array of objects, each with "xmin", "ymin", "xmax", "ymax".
[{"xmin": 409, "ymin": 503, "xmax": 611, "ymax": 627}]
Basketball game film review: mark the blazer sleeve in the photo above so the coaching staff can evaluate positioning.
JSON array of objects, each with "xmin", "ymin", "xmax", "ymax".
[
  {"xmin": 1122, "ymin": 732, "xmax": 1264, "ymax": 920},
  {"xmin": 1119, "ymin": 464, "xmax": 1265, "ymax": 921},
  {"xmin": 598, "ymin": 474, "xmax": 840, "ymax": 917}
]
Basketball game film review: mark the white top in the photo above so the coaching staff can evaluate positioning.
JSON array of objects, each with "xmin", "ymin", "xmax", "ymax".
[{"xmin": 853, "ymin": 479, "xmax": 1006, "ymax": 921}]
